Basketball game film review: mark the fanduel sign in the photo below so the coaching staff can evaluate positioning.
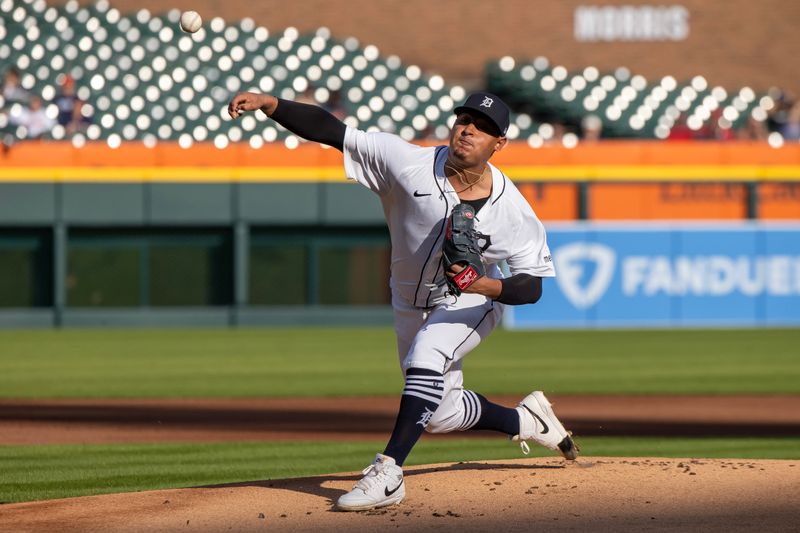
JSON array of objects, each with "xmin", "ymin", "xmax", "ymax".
[
  {"xmin": 574, "ymin": 5, "xmax": 689, "ymax": 42},
  {"xmin": 510, "ymin": 224, "xmax": 800, "ymax": 328}
]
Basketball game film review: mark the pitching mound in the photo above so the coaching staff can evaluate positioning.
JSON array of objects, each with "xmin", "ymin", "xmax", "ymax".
[{"xmin": 2, "ymin": 457, "xmax": 798, "ymax": 532}]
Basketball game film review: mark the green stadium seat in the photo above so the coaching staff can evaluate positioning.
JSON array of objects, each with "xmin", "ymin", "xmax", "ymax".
[{"xmin": 0, "ymin": 0, "xmax": 776, "ymax": 145}]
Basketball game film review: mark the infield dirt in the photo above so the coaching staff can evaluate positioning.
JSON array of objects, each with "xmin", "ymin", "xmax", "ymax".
[
  {"xmin": 1, "ymin": 456, "xmax": 799, "ymax": 532},
  {"xmin": 2, "ymin": 396, "xmax": 800, "ymax": 531},
  {"xmin": 1, "ymin": 395, "xmax": 799, "ymax": 444}
]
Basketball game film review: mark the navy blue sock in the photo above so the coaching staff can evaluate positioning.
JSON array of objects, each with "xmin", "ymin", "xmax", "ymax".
[
  {"xmin": 470, "ymin": 393, "xmax": 520, "ymax": 435},
  {"xmin": 383, "ymin": 368, "xmax": 443, "ymax": 466}
]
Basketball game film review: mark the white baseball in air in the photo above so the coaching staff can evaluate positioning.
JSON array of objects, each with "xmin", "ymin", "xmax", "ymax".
[{"xmin": 179, "ymin": 11, "xmax": 202, "ymax": 33}]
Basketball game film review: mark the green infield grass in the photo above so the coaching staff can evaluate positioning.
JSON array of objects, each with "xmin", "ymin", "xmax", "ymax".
[
  {"xmin": 1, "ymin": 437, "xmax": 798, "ymax": 503},
  {"xmin": 1, "ymin": 328, "xmax": 799, "ymax": 397}
]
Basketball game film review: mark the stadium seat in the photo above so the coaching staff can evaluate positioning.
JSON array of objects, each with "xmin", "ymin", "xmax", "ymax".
[
  {"xmin": 0, "ymin": 0, "xmax": 776, "ymax": 146},
  {"xmin": 0, "ymin": 0, "xmax": 469, "ymax": 145},
  {"xmin": 486, "ymin": 56, "xmax": 771, "ymax": 141}
]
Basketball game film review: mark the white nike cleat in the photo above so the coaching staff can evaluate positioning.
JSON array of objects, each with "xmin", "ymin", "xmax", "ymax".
[
  {"xmin": 511, "ymin": 391, "xmax": 580, "ymax": 460},
  {"xmin": 336, "ymin": 453, "xmax": 405, "ymax": 511}
]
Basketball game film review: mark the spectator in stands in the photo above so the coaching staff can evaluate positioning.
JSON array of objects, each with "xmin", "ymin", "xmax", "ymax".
[
  {"xmin": 323, "ymin": 89, "xmax": 347, "ymax": 120},
  {"xmin": 737, "ymin": 115, "xmax": 769, "ymax": 141},
  {"xmin": 580, "ymin": 114, "xmax": 602, "ymax": 141},
  {"xmin": 417, "ymin": 124, "xmax": 436, "ymax": 140},
  {"xmin": 781, "ymin": 102, "xmax": 800, "ymax": 141},
  {"xmin": 2, "ymin": 67, "xmax": 29, "ymax": 104},
  {"xmin": 709, "ymin": 109, "xmax": 736, "ymax": 141},
  {"xmin": 551, "ymin": 122, "xmax": 566, "ymax": 143},
  {"xmin": 540, "ymin": 122, "xmax": 568, "ymax": 145},
  {"xmin": 53, "ymin": 74, "xmax": 88, "ymax": 133},
  {"xmin": 295, "ymin": 86, "xmax": 317, "ymax": 105},
  {"xmin": 667, "ymin": 114, "xmax": 692, "ymax": 140},
  {"xmin": 16, "ymin": 96, "xmax": 55, "ymax": 139},
  {"xmin": 766, "ymin": 87, "xmax": 795, "ymax": 134}
]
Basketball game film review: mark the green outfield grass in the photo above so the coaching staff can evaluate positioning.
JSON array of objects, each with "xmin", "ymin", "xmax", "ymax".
[
  {"xmin": 1, "ymin": 328, "xmax": 799, "ymax": 397},
  {"xmin": 1, "ymin": 437, "xmax": 798, "ymax": 503}
]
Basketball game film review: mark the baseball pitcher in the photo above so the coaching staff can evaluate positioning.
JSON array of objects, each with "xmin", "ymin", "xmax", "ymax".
[{"xmin": 228, "ymin": 90, "xmax": 579, "ymax": 511}]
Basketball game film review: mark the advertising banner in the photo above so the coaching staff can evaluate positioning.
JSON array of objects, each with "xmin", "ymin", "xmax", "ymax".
[{"xmin": 509, "ymin": 223, "xmax": 800, "ymax": 328}]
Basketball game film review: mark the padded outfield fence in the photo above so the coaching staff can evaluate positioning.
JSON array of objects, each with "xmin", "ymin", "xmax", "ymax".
[{"xmin": 1, "ymin": 141, "xmax": 798, "ymax": 328}]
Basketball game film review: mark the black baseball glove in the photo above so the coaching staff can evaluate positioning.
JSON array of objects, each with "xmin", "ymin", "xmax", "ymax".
[{"xmin": 440, "ymin": 203, "xmax": 485, "ymax": 296}]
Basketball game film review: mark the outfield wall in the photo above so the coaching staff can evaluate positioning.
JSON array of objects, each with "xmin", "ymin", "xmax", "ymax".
[
  {"xmin": 1, "ymin": 141, "xmax": 799, "ymax": 327},
  {"xmin": 509, "ymin": 222, "xmax": 800, "ymax": 328}
]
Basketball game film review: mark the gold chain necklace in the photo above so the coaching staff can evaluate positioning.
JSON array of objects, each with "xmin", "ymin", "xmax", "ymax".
[{"xmin": 445, "ymin": 162, "xmax": 487, "ymax": 193}]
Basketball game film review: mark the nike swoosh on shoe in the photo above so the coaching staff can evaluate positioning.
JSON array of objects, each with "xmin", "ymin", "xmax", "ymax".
[
  {"xmin": 384, "ymin": 480, "xmax": 404, "ymax": 497},
  {"xmin": 522, "ymin": 404, "xmax": 550, "ymax": 434}
]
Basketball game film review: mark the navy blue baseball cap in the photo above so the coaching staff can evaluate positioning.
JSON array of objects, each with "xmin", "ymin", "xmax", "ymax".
[{"xmin": 453, "ymin": 92, "xmax": 510, "ymax": 137}]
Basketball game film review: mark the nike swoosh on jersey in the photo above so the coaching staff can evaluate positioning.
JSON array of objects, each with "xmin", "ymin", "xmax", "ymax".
[
  {"xmin": 413, "ymin": 190, "xmax": 432, "ymax": 197},
  {"xmin": 384, "ymin": 479, "xmax": 404, "ymax": 497},
  {"xmin": 522, "ymin": 404, "xmax": 550, "ymax": 434}
]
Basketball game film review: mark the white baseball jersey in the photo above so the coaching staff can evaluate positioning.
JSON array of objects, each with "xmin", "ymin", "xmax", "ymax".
[
  {"xmin": 343, "ymin": 126, "xmax": 556, "ymax": 434},
  {"xmin": 343, "ymin": 127, "xmax": 555, "ymax": 308}
]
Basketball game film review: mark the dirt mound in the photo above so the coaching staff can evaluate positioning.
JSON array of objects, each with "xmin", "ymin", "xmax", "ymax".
[{"xmin": 2, "ymin": 457, "xmax": 798, "ymax": 532}]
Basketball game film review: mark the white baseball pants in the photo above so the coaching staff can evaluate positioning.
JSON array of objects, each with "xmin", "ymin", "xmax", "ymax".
[{"xmin": 392, "ymin": 288, "xmax": 504, "ymax": 434}]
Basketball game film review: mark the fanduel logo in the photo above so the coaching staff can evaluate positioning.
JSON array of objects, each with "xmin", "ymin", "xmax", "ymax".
[{"xmin": 554, "ymin": 242, "xmax": 616, "ymax": 309}]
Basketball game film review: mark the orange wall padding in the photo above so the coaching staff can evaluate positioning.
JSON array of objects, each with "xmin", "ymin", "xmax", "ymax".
[
  {"xmin": 759, "ymin": 183, "xmax": 800, "ymax": 219},
  {"xmin": 0, "ymin": 142, "xmax": 344, "ymax": 167},
  {"xmin": 2, "ymin": 141, "xmax": 799, "ymax": 220},
  {"xmin": 3, "ymin": 140, "xmax": 800, "ymax": 167},
  {"xmin": 518, "ymin": 183, "xmax": 579, "ymax": 221},
  {"xmin": 590, "ymin": 183, "xmax": 748, "ymax": 220}
]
